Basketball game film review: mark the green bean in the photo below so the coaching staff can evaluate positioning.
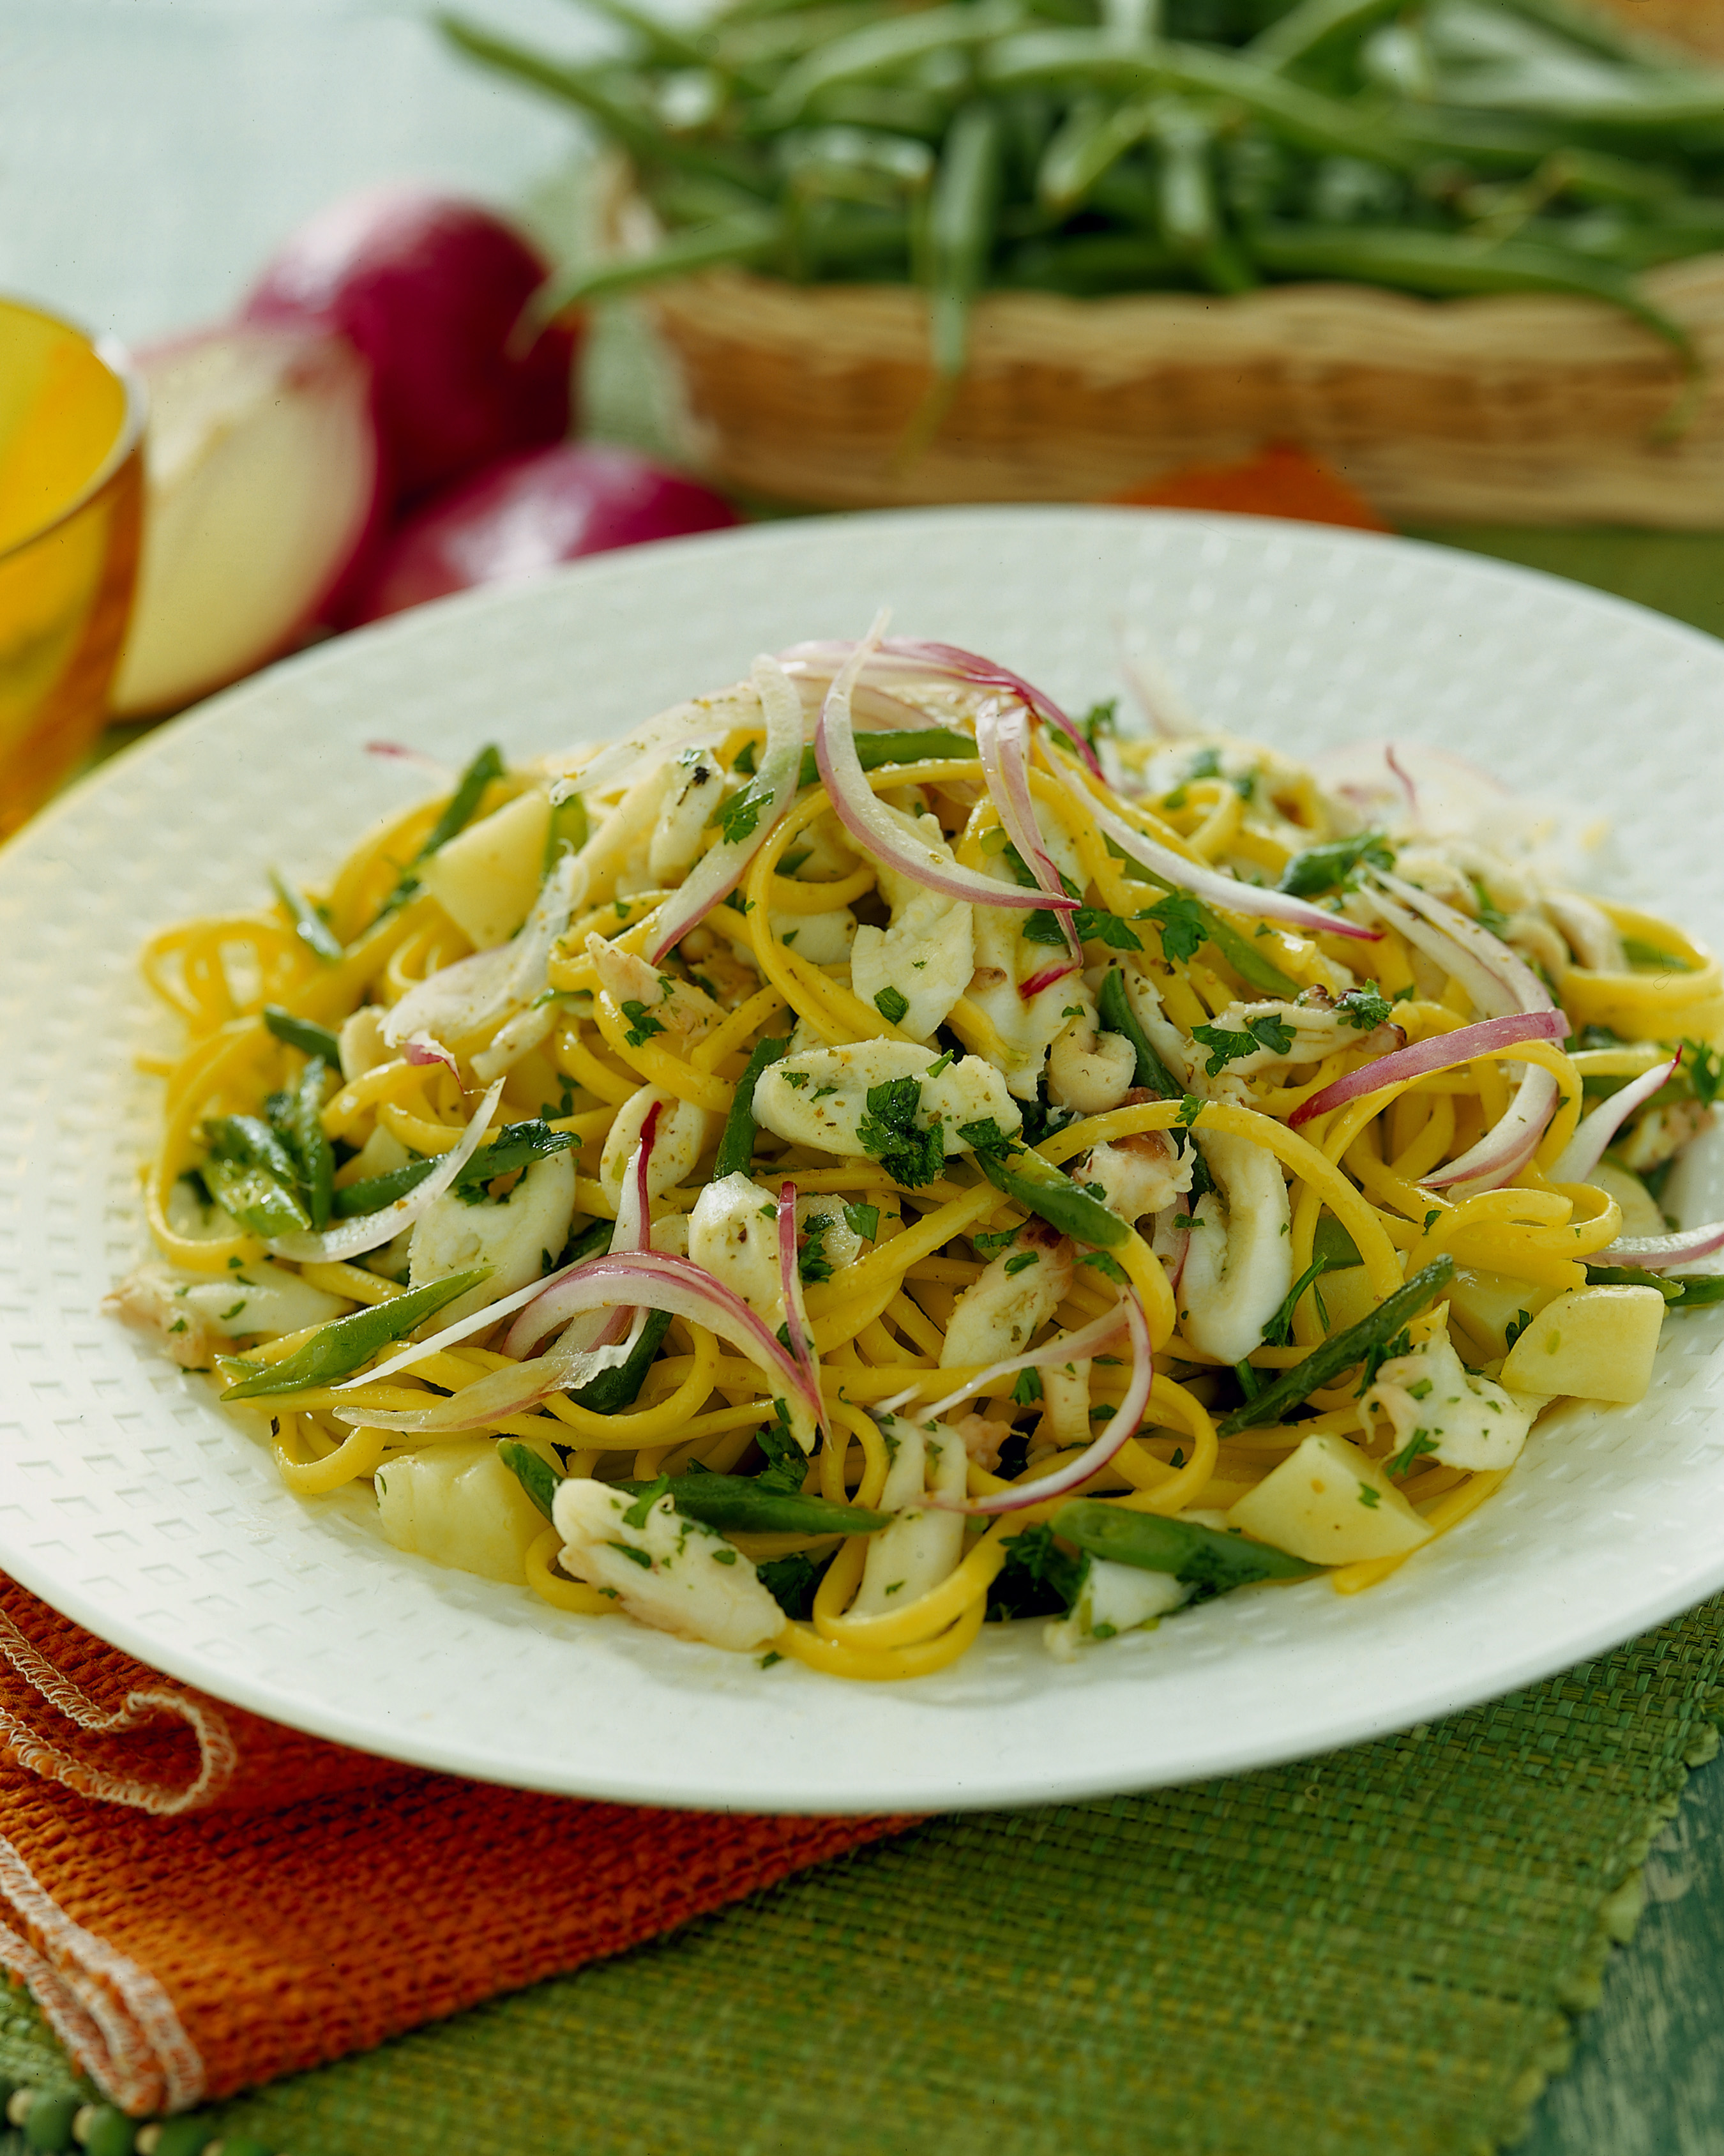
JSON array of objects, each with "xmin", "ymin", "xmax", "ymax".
[
  {"xmin": 794, "ymin": 724, "xmax": 976, "ymax": 789},
  {"xmin": 499, "ymin": 1441, "xmax": 561, "ymax": 1520},
  {"xmin": 1054, "ymin": 1498, "xmax": 1313, "ymax": 1590},
  {"xmin": 333, "ymin": 1119, "xmax": 578, "ymax": 1218},
  {"xmin": 974, "ymin": 1145, "xmax": 1128, "ymax": 1247},
  {"xmin": 291, "ymin": 1058, "xmax": 335, "ymax": 1232},
  {"xmin": 615, "ymin": 1473, "xmax": 891, "ymax": 1534},
  {"xmin": 781, "ymin": 126, "xmax": 935, "ymax": 204},
  {"xmin": 998, "ymin": 231, "xmax": 1179, "ymax": 292},
  {"xmin": 262, "ymin": 1007, "xmax": 343, "ymax": 1065},
  {"xmin": 417, "ymin": 743, "xmax": 506, "ymax": 863},
  {"xmin": 927, "ymin": 102, "xmax": 1003, "ymax": 380},
  {"xmin": 567, "ymin": 1310, "xmax": 676, "ymax": 1411},
  {"xmin": 1250, "ymin": 223, "xmax": 1695, "ymax": 362},
  {"xmin": 1096, "ymin": 965, "xmax": 1181, "ymax": 1098},
  {"xmin": 218, "ymin": 1267, "xmax": 489, "ymax": 1400},
  {"xmin": 202, "ymin": 1160, "xmax": 310, "ymax": 1241},
  {"xmin": 536, "ymin": 211, "xmax": 783, "ymax": 315},
  {"xmin": 269, "ymin": 871, "xmax": 343, "ymax": 964},
  {"xmin": 1217, "ymin": 1254, "xmax": 1456, "ymax": 1434},
  {"xmin": 1247, "ymin": 0, "xmax": 1403, "ymax": 73},
  {"xmin": 1585, "ymin": 1264, "xmax": 1724, "ymax": 1308},
  {"xmin": 442, "ymin": 18, "xmax": 775, "ymax": 193},
  {"xmin": 545, "ymin": 790, "xmax": 589, "ymax": 873},
  {"xmin": 714, "ymin": 1037, "xmax": 790, "ymax": 1178},
  {"xmin": 333, "ymin": 1160, "xmax": 437, "ymax": 1219},
  {"xmin": 1039, "ymin": 96, "xmax": 1143, "ymax": 210},
  {"xmin": 767, "ymin": 1, "xmax": 1020, "ymax": 126}
]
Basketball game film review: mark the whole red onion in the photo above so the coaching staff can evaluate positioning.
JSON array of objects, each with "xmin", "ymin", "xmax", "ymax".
[
  {"xmin": 243, "ymin": 188, "xmax": 579, "ymax": 501},
  {"xmin": 349, "ymin": 442, "xmax": 739, "ymax": 622}
]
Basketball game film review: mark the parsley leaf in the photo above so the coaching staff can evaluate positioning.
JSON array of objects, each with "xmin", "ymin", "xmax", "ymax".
[
  {"xmin": 985, "ymin": 1522, "xmax": 1084, "ymax": 1621},
  {"xmin": 857, "ymin": 1077, "xmax": 945, "ymax": 1187},
  {"xmin": 873, "ymin": 986, "xmax": 911, "ymax": 1024},
  {"xmin": 1012, "ymin": 1369, "xmax": 1043, "ymax": 1406},
  {"xmin": 621, "ymin": 1475, "xmax": 672, "ymax": 1528},
  {"xmin": 1073, "ymin": 907, "xmax": 1141, "ymax": 951},
  {"xmin": 843, "ymin": 1201, "xmax": 880, "ymax": 1243},
  {"xmin": 711, "ymin": 784, "xmax": 769, "ymax": 846},
  {"xmin": 798, "ymin": 1213, "xmax": 836, "ymax": 1285},
  {"xmin": 1684, "ymin": 1038, "xmax": 1724, "ymax": 1109},
  {"xmin": 1176, "ymin": 1094, "xmax": 1205, "ymax": 1128},
  {"xmin": 1336, "ymin": 984, "xmax": 1394, "ymax": 1030},
  {"xmin": 619, "ymin": 998, "xmax": 667, "ymax": 1049},
  {"xmin": 1022, "ymin": 909, "xmax": 1069, "ymax": 946},
  {"xmin": 1190, "ymin": 1014, "xmax": 1297, "ymax": 1074},
  {"xmin": 1277, "ymin": 833, "xmax": 1393, "ymax": 898},
  {"xmin": 1078, "ymin": 1250, "xmax": 1129, "ymax": 1285},
  {"xmin": 758, "ymin": 1401, "xmax": 808, "ymax": 1494},
  {"xmin": 1142, "ymin": 890, "xmax": 1207, "ymax": 964},
  {"xmin": 1004, "ymin": 1250, "xmax": 1040, "ymax": 1276},
  {"xmin": 1471, "ymin": 878, "xmax": 1510, "ymax": 937}
]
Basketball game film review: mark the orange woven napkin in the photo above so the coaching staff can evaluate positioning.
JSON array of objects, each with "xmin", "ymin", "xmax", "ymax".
[
  {"xmin": 0, "ymin": 1577, "xmax": 904, "ymax": 2116},
  {"xmin": 1115, "ymin": 442, "xmax": 1390, "ymax": 531}
]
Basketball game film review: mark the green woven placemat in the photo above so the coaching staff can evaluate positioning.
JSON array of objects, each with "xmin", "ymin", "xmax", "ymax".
[{"xmin": 1, "ymin": 1596, "xmax": 1719, "ymax": 2156}]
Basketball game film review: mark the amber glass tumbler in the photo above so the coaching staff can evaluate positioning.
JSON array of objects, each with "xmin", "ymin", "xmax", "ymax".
[{"xmin": 0, "ymin": 298, "xmax": 145, "ymax": 842}]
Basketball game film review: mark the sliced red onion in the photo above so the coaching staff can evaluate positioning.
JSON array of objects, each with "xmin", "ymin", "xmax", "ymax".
[
  {"xmin": 347, "ymin": 1104, "xmax": 662, "ymax": 1393},
  {"xmin": 1044, "ymin": 758, "xmax": 1379, "ymax": 943},
  {"xmin": 402, "ymin": 1033, "xmax": 460, "ymax": 1077},
  {"xmin": 935, "ymin": 1292, "xmax": 1154, "ymax": 1516},
  {"xmin": 1289, "ymin": 1010, "xmax": 1569, "ymax": 1130},
  {"xmin": 1362, "ymin": 884, "xmax": 1511, "ymax": 1022},
  {"xmin": 335, "ymin": 1250, "xmax": 820, "ymax": 1436},
  {"xmin": 1372, "ymin": 870, "xmax": 1550, "ymax": 1019},
  {"xmin": 646, "ymin": 655, "xmax": 805, "ymax": 964},
  {"xmin": 881, "ymin": 1301, "xmax": 1130, "ymax": 1423},
  {"xmin": 777, "ymin": 1180, "xmax": 822, "ymax": 1423},
  {"xmin": 517, "ymin": 1097, "xmax": 662, "ymax": 1361},
  {"xmin": 367, "ymin": 741, "xmax": 451, "ymax": 780},
  {"xmin": 1549, "ymin": 1056, "xmax": 1679, "ymax": 1186},
  {"xmin": 264, "ymin": 1078, "xmax": 504, "ymax": 1264},
  {"xmin": 1020, "ymin": 960, "xmax": 1082, "ymax": 1001},
  {"xmin": 1595, "ymin": 1221, "xmax": 1724, "ymax": 1270},
  {"xmin": 785, "ymin": 637, "xmax": 1102, "ymax": 776},
  {"xmin": 813, "ymin": 620, "xmax": 1077, "ymax": 919},
  {"xmin": 1385, "ymin": 745, "xmax": 1419, "ymax": 819},
  {"xmin": 977, "ymin": 699, "xmax": 1080, "ymax": 959}
]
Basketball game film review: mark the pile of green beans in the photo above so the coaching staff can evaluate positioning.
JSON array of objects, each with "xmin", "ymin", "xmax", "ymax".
[{"xmin": 445, "ymin": 0, "xmax": 1724, "ymax": 384}]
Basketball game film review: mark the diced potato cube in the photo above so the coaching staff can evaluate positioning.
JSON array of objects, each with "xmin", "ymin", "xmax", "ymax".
[
  {"xmin": 1497, "ymin": 1285, "xmax": 1665, "ymax": 1404},
  {"xmin": 1314, "ymin": 1264, "xmax": 1377, "ymax": 1335},
  {"xmin": 420, "ymin": 785, "xmax": 550, "ymax": 951},
  {"xmin": 1584, "ymin": 1162, "xmax": 1666, "ymax": 1240},
  {"xmin": 375, "ymin": 1438, "xmax": 546, "ymax": 1584},
  {"xmin": 1227, "ymin": 1433, "xmax": 1433, "ymax": 1567},
  {"xmin": 1448, "ymin": 1267, "xmax": 1562, "ymax": 1361}
]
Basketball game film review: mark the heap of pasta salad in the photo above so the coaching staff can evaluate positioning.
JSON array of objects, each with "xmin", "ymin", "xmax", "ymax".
[{"xmin": 110, "ymin": 625, "xmax": 1724, "ymax": 1679}]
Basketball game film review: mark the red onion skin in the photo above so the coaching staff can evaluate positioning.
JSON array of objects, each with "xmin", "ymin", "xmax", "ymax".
[
  {"xmin": 348, "ymin": 443, "xmax": 738, "ymax": 624},
  {"xmin": 243, "ymin": 188, "xmax": 580, "ymax": 503}
]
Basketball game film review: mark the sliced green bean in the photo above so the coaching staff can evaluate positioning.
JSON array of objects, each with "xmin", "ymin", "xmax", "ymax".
[
  {"xmin": 333, "ymin": 1119, "xmax": 578, "ymax": 1218},
  {"xmin": 499, "ymin": 1440, "xmax": 561, "ymax": 1520},
  {"xmin": 1586, "ymin": 1264, "xmax": 1724, "ymax": 1307},
  {"xmin": 794, "ymin": 724, "xmax": 976, "ymax": 789},
  {"xmin": 291, "ymin": 1057, "xmax": 335, "ymax": 1232},
  {"xmin": 202, "ymin": 1160, "xmax": 310, "ymax": 1240},
  {"xmin": 1217, "ymin": 1255, "xmax": 1456, "ymax": 1434},
  {"xmin": 1055, "ymin": 1498, "xmax": 1313, "ymax": 1590},
  {"xmin": 417, "ymin": 743, "xmax": 506, "ymax": 863},
  {"xmin": 567, "ymin": 1310, "xmax": 675, "ymax": 1411},
  {"xmin": 616, "ymin": 1473, "xmax": 891, "ymax": 1534},
  {"xmin": 1096, "ymin": 965, "xmax": 1181, "ymax": 1098},
  {"xmin": 269, "ymin": 871, "xmax": 344, "ymax": 964},
  {"xmin": 973, "ymin": 1145, "xmax": 1128, "ymax": 1247},
  {"xmin": 218, "ymin": 1267, "xmax": 489, "ymax": 1399},
  {"xmin": 1247, "ymin": 0, "xmax": 1405, "ymax": 73},
  {"xmin": 714, "ymin": 1037, "xmax": 790, "ymax": 1178},
  {"xmin": 767, "ymin": 1, "xmax": 1019, "ymax": 126},
  {"xmin": 333, "ymin": 1160, "xmax": 437, "ymax": 1219},
  {"xmin": 263, "ymin": 1007, "xmax": 343, "ymax": 1065}
]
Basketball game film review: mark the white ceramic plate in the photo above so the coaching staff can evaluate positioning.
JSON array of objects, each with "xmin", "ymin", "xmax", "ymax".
[{"xmin": 4, "ymin": 506, "xmax": 1723, "ymax": 1815}]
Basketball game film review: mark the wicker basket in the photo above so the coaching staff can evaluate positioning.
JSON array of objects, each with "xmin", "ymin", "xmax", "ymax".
[{"xmin": 639, "ymin": 254, "xmax": 1724, "ymax": 525}]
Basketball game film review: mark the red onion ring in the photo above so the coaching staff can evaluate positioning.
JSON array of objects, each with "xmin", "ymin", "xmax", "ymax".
[
  {"xmin": 646, "ymin": 655, "xmax": 806, "ymax": 963},
  {"xmin": 336, "ymin": 1250, "xmax": 820, "ymax": 1435},
  {"xmin": 1549, "ymin": 1056, "xmax": 1679, "ymax": 1186},
  {"xmin": 342, "ymin": 1105, "xmax": 663, "ymax": 1394},
  {"xmin": 513, "ymin": 1098, "xmax": 662, "ymax": 1362},
  {"xmin": 976, "ymin": 698, "xmax": 1080, "ymax": 959},
  {"xmin": 264, "ymin": 1077, "xmax": 504, "ymax": 1264},
  {"xmin": 784, "ymin": 636, "xmax": 1103, "ymax": 777},
  {"xmin": 813, "ymin": 619, "xmax": 1078, "ymax": 919},
  {"xmin": 402, "ymin": 1033, "xmax": 460, "ymax": 1077},
  {"xmin": 1373, "ymin": 870, "xmax": 1550, "ymax": 1019},
  {"xmin": 932, "ymin": 1291, "xmax": 1154, "ymax": 1516},
  {"xmin": 1289, "ymin": 1010, "xmax": 1569, "ymax": 1130},
  {"xmin": 1595, "ymin": 1221, "xmax": 1724, "ymax": 1270},
  {"xmin": 881, "ymin": 1300, "xmax": 1131, "ymax": 1423},
  {"xmin": 1043, "ymin": 757, "xmax": 1380, "ymax": 944}
]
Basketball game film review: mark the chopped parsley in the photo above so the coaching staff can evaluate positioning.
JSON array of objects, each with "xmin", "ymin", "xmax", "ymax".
[
  {"xmin": 1471, "ymin": 878, "xmax": 1510, "ymax": 937},
  {"xmin": 622, "ymin": 1475, "xmax": 672, "ymax": 1528},
  {"xmin": 1176, "ymin": 1094, "xmax": 1205, "ymax": 1128},
  {"xmin": 758, "ymin": 1401, "xmax": 807, "ymax": 1494},
  {"xmin": 607, "ymin": 1540, "xmax": 655, "ymax": 1568},
  {"xmin": 1684, "ymin": 1038, "xmax": 1724, "ymax": 1109},
  {"xmin": 873, "ymin": 986, "xmax": 911, "ymax": 1024},
  {"xmin": 732, "ymin": 740, "xmax": 757, "ymax": 774},
  {"xmin": 1190, "ymin": 1013, "xmax": 1298, "ymax": 1074},
  {"xmin": 1504, "ymin": 1309, "xmax": 1534, "ymax": 1351},
  {"xmin": 798, "ymin": 1213, "xmax": 836, "ymax": 1285},
  {"xmin": 619, "ymin": 999, "xmax": 667, "ymax": 1049},
  {"xmin": 843, "ymin": 1201, "xmax": 879, "ymax": 1243},
  {"xmin": 1259, "ymin": 1257, "xmax": 1331, "ymax": 1348},
  {"xmin": 1078, "ymin": 1250, "xmax": 1129, "ymax": 1285},
  {"xmin": 856, "ymin": 1076, "xmax": 946, "ymax": 1187},
  {"xmin": 1386, "ymin": 1431, "xmax": 1439, "ymax": 1477},
  {"xmin": 1004, "ymin": 1251, "xmax": 1040, "ymax": 1277},
  {"xmin": 985, "ymin": 1523, "xmax": 1084, "ymax": 1621},
  {"xmin": 1012, "ymin": 1368, "xmax": 1043, "ymax": 1405},
  {"xmin": 1277, "ymin": 833, "xmax": 1393, "ymax": 898},
  {"xmin": 1357, "ymin": 1486, "xmax": 1382, "ymax": 1509},
  {"xmin": 711, "ymin": 784, "xmax": 769, "ymax": 846}
]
